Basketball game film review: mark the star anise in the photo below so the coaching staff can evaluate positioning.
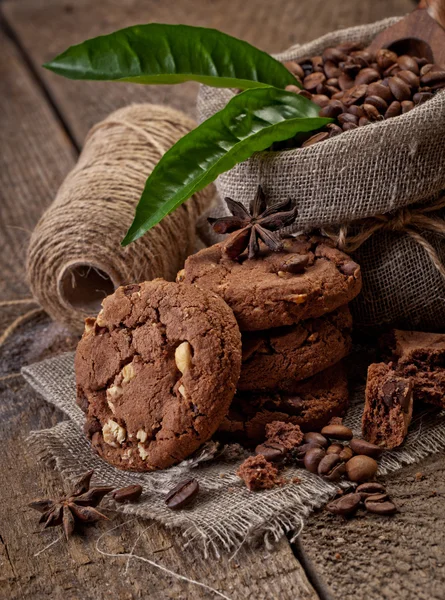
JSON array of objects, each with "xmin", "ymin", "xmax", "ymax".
[
  {"xmin": 208, "ymin": 185, "xmax": 298, "ymax": 259},
  {"xmin": 29, "ymin": 470, "xmax": 113, "ymax": 538}
]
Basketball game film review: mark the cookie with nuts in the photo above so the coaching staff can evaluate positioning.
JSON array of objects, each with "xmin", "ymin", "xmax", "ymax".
[
  {"xmin": 239, "ymin": 305, "xmax": 352, "ymax": 391},
  {"xmin": 181, "ymin": 235, "xmax": 361, "ymax": 331},
  {"xmin": 75, "ymin": 279, "xmax": 242, "ymax": 471}
]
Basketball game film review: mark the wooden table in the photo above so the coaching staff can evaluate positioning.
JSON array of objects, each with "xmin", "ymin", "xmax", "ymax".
[{"xmin": 2, "ymin": 1, "xmax": 444, "ymax": 598}]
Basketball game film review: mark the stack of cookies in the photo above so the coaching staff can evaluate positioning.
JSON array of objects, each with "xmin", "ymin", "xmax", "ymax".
[{"xmin": 181, "ymin": 233, "xmax": 362, "ymax": 446}]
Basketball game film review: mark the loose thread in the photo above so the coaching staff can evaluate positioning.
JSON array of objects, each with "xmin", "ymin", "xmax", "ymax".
[
  {"xmin": 34, "ymin": 533, "xmax": 63, "ymax": 557},
  {"xmin": 95, "ymin": 519, "xmax": 233, "ymax": 600},
  {"xmin": 0, "ymin": 308, "xmax": 44, "ymax": 348}
]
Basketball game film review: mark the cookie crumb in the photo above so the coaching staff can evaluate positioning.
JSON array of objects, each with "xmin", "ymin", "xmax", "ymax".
[
  {"xmin": 292, "ymin": 477, "xmax": 302, "ymax": 484},
  {"xmin": 265, "ymin": 421, "xmax": 303, "ymax": 450},
  {"xmin": 415, "ymin": 471, "xmax": 425, "ymax": 481},
  {"xmin": 237, "ymin": 455, "xmax": 280, "ymax": 491}
]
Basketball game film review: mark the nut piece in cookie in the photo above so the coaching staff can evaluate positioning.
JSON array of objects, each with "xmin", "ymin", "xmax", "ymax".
[
  {"xmin": 362, "ymin": 362, "xmax": 413, "ymax": 449},
  {"xmin": 75, "ymin": 280, "xmax": 242, "ymax": 472}
]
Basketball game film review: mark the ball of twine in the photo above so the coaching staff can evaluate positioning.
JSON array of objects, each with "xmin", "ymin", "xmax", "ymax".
[{"xmin": 26, "ymin": 104, "xmax": 215, "ymax": 333}]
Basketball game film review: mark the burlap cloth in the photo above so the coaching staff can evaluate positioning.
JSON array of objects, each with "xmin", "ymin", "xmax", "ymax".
[
  {"xmin": 197, "ymin": 16, "xmax": 445, "ymax": 331},
  {"xmin": 23, "ymin": 352, "xmax": 445, "ymax": 557}
]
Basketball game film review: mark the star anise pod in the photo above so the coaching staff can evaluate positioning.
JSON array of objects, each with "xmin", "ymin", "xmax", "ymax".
[
  {"xmin": 29, "ymin": 470, "xmax": 113, "ymax": 538},
  {"xmin": 208, "ymin": 185, "xmax": 298, "ymax": 259}
]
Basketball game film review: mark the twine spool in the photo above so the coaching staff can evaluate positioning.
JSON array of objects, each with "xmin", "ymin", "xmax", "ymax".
[{"xmin": 26, "ymin": 104, "xmax": 214, "ymax": 333}]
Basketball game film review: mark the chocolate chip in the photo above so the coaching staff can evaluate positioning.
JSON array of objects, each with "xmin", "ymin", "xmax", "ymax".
[
  {"xmin": 381, "ymin": 378, "xmax": 412, "ymax": 412},
  {"xmin": 345, "ymin": 455, "xmax": 378, "ymax": 482},
  {"xmin": 112, "ymin": 484, "xmax": 143, "ymax": 503},
  {"xmin": 280, "ymin": 254, "xmax": 310, "ymax": 274},
  {"xmin": 350, "ymin": 438, "xmax": 384, "ymax": 459},
  {"xmin": 304, "ymin": 446, "xmax": 326, "ymax": 473},
  {"xmin": 303, "ymin": 432, "xmax": 328, "ymax": 448},
  {"xmin": 321, "ymin": 424, "xmax": 353, "ymax": 441},
  {"xmin": 255, "ymin": 441, "xmax": 286, "ymax": 462},
  {"xmin": 339, "ymin": 260, "xmax": 360, "ymax": 278},
  {"xmin": 165, "ymin": 478, "xmax": 199, "ymax": 510},
  {"xmin": 326, "ymin": 492, "xmax": 362, "ymax": 516}
]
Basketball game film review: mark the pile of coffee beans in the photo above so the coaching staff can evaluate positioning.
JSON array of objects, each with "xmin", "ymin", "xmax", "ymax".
[
  {"xmin": 255, "ymin": 421, "xmax": 397, "ymax": 517},
  {"xmin": 284, "ymin": 42, "xmax": 445, "ymax": 147}
]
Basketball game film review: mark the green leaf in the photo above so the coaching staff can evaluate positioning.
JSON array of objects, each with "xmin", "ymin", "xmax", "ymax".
[
  {"xmin": 44, "ymin": 23, "xmax": 298, "ymax": 90},
  {"xmin": 122, "ymin": 88, "xmax": 331, "ymax": 245}
]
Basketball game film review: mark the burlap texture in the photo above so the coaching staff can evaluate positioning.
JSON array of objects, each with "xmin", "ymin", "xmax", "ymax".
[
  {"xmin": 23, "ymin": 352, "xmax": 445, "ymax": 556},
  {"xmin": 197, "ymin": 16, "xmax": 445, "ymax": 330}
]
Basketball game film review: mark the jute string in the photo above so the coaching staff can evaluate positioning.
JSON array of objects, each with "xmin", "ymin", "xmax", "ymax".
[
  {"xmin": 26, "ymin": 104, "xmax": 215, "ymax": 333},
  {"xmin": 323, "ymin": 195, "xmax": 445, "ymax": 280}
]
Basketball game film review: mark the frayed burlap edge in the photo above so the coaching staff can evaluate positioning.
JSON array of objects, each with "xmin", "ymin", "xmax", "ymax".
[{"xmin": 22, "ymin": 352, "xmax": 445, "ymax": 557}]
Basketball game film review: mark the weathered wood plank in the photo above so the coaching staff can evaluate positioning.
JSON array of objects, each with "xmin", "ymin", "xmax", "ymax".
[
  {"xmin": 2, "ymin": 0, "xmax": 413, "ymax": 145},
  {"xmin": 0, "ymin": 13, "xmax": 319, "ymax": 600}
]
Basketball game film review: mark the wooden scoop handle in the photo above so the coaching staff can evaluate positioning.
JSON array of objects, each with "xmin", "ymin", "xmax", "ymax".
[{"xmin": 367, "ymin": 7, "xmax": 445, "ymax": 67}]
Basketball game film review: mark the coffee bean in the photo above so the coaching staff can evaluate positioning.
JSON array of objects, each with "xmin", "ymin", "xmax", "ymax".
[
  {"xmin": 397, "ymin": 70, "xmax": 420, "ymax": 89},
  {"xmin": 338, "ymin": 73, "xmax": 355, "ymax": 91},
  {"xmin": 304, "ymin": 446, "xmax": 326, "ymax": 473},
  {"xmin": 355, "ymin": 68, "xmax": 380, "ymax": 85},
  {"xmin": 388, "ymin": 77, "xmax": 411, "ymax": 102},
  {"xmin": 342, "ymin": 123, "xmax": 358, "ymax": 131},
  {"xmin": 304, "ymin": 72, "xmax": 326, "ymax": 91},
  {"xmin": 311, "ymin": 55, "xmax": 324, "ymax": 70},
  {"xmin": 383, "ymin": 63, "xmax": 401, "ymax": 78},
  {"xmin": 348, "ymin": 105, "xmax": 365, "ymax": 118},
  {"xmin": 112, "ymin": 484, "xmax": 143, "ymax": 503},
  {"xmin": 326, "ymin": 77, "xmax": 339, "ymax": 87},
  {"xmin": 384, "ymin": 100, "xmax": 402, "ymax": 119},
  {"xmin": 364, "ymin": 492, "xmax": 389, "ymax": 504},
  {"xmin": 303, "ymin": 432, "xmax": 328, "ymax": 447},
  {"xmin": 311, "ymin": 94, "xmax": 330, "ymax": 107},
  {"xmin": 363, "ymin": 103, "xmax": 381, "ymax": 121},
  {"xmin": 326, "ymin": 443, "xmax": 344, "ymax": 455},
  {"xmin": 339, "ymin": 260, "xmax": 360, "ymax": 277},
  {"xmin": 376, "ymin": 48, "xmax": 398, "ymax": 71},
  {"xmin": 322, "ymin": 47, "xmax": 348, "ymax": 64},
  {"xmin": 284, "ymin": 61, "xmax": 305, "ymax": 79},
  {"xmin": 326, "ymin": 492, "xmax": 362, "ymax": 516},
  {"xmin": 302, "ymin": 132, "xmax": 329, "ymax": 147},
  {"xmin": 358, "ymin": 116, "xmax": 371, "ymax": 127},
  {"xmin": 339, "ymin": 60, "xmax": 361, "ymax": 77},
  {"xmin": 255, "ymin": 441, "xmax": 286, "ymax": 462},
  {"xmin": 165, "ymin": 478, "xmax": 199, "ymax": 510},
  {"xmin": 319, "ymin": 102, "xmax": 344, "ymax": 118},
  {"xmin": 421, "ymin": 70, "xmax": 445, "ymax": 88},
  {"xmin": 401, "ymin": 100, "xmax": 414, "ymax": 114},
  {"xmin": 327, "ymin": 123, "xmax": 343, "ymax": 137},
  {"xmin": 345, "ymin": 455, "xmax": 378, "ymax": 482},
  {"xmin": 338, "ymin": 113, "xmax": 358, "ymax": 126},
  {"xmin": 415, "ymin": 57, "xmax": 429, "ymax": 68},
  {"xmin": 321, "ymin": 424, "xmax": 353, "ymax": 441},
  {"xmin": 324, "ymin": 60, "xmax": 342, "ymax": 79},
  {"xmin": 397, "ymin": 55, "xmax": 419, "ymax": 74},
  {"xmin": 318, "ymin": 453, "xmax": 341, "ymax": 476},
  {"xmin": 338, "ymin": 42, "xmax": 364, "ymax": 54},
  {"xmin": 366, "ymin": 82, "xmax": 393, "ymax": 102},
  {"xmin": 342, "ymin": 84, "xmax": 368, "ymax": 106},
  {"xmin": 295, "ymin": 442, "xmax": 323, "ymax": 463},
  {"xmin": 356, "ymin": 482, "xmax": 386, "ymax": 498},
  {"xmin": 364, "ymin": 95, "xmax": 388, "ymax": 112},
  {"xmin": 365, "ymin": 500, "xmax": 397, "ymax": 515},
  {"xmin": 413, "ymin": 91, "xmax": 434, "ymax": 105},
  {"xmin": 349, "ymin": 438, "xmax": 383, "ymax": 459},
  {"xmin": 339, "ymin": 446, "xmax": 354, "ymax": 461},
  {"xmin": 330, "ymin": 90, "xmax": 345, "ymax": 99}
]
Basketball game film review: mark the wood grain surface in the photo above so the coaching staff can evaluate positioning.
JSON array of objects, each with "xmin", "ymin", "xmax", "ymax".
[{"xmin": 3, "ymin": 1, "xmax": 443, "ymax": 599}]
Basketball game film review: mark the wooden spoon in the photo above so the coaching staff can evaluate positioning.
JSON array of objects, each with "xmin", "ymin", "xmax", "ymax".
[{"xmin": 367, "ymin": 5, "xmax": 445, "ymax": 67}]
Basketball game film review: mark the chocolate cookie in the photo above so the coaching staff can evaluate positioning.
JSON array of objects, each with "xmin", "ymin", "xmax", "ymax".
[
  {"xmin": 362, "ymin": 362, "xmax": 413, "ymax": 449},
  {"xmin": 239, "ymin": 305, "xmax": 352, "ymax": 391},
  {"xmin": 181, "ymin": 235, "xmax": 361, "ymax": 331},
  {"xmin": 217, "ymin": 365, "xmax": 349, "ymax": 446},
  {"xmin": 75, "ymin": 279, "xmax": 242, "ymax": 471}
]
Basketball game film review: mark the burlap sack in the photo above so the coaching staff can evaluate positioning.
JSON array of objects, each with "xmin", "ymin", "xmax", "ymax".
[
  {"xmin": 197, "ymin": 16, "xmax": 445, "ymax": 331},
  {"xmin": 23, "ymin": 352, "xmax": 445, "ymax": 556}
]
